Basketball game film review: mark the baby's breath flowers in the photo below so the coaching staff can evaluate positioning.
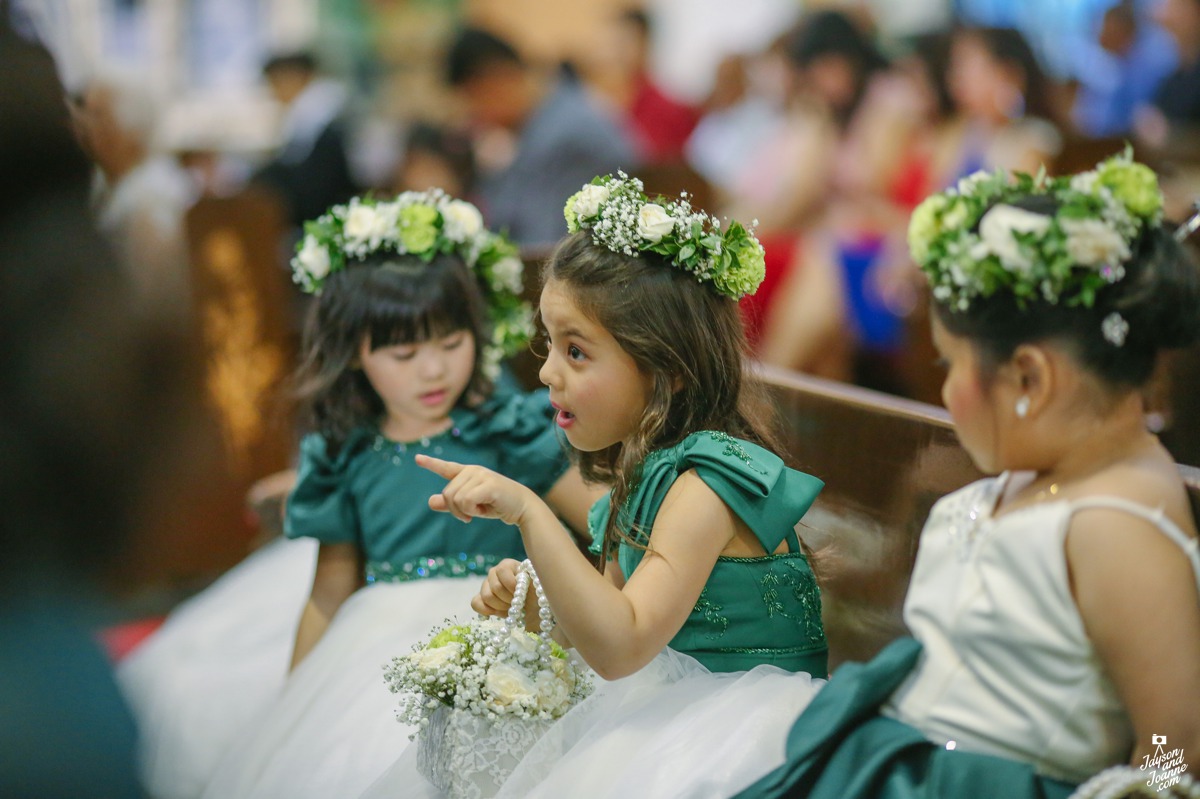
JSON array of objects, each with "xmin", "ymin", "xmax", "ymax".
[
  {"xmin": 564, "ymin": 173, "xmax": 767, "ymax": 300},
  {"xmin": 384, "ymin": 591, "xmax": 593, "ymax": 734},
  {"xmin": 291, "ymin": 190, "xmax": 534, "ymax": 375}
]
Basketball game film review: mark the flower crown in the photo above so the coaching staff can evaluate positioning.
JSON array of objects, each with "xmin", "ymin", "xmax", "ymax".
[
  {"xmin": 291, "ymin": 190, "xmax": 534, "ymax": 373},
  {"xmin": 563, "ymin": 173, "xmax": 766, "ymax": 300},
  {"xmin": 908, "ymin": 150, "xmax": 1163, "ymax": 323}
]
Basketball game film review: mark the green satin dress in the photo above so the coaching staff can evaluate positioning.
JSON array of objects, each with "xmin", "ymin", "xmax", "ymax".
[{"xmin": 589, "ymin": 430, "xmax": 829, "ymax": 676}]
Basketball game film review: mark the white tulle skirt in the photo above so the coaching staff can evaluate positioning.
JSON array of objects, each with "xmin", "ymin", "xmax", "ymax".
[
  {"xmin": 201, "ymin": 575, "xmax": 485, "ymax": 799},
  {"xmin": 362, "ymin": 648, "xmax": 826, "ymax": 799},
  {"xmin": 116, "ymin": 536, "xmax": 318, "ymax": 799}
]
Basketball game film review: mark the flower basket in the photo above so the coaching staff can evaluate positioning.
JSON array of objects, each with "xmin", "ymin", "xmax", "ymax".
[
  {"xmin": 384, "ymin": 559, "xmax": 592, "ymax": 798},
  {"xmin": 416, "ymin": 704, "xmax": 554, "ymax": 798}
]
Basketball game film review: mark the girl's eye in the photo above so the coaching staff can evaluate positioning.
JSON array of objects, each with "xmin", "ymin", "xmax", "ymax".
[
  {"xmin": 391, "ymin": 350, "xmax": 416, "ymax": 361},
  {"xmin": 568, "ymin": 344, "xmax": 586, "ymax": 362},
  {"xmin": 442, "ymin": 335, "xmax": 465, "ymax": 351}
]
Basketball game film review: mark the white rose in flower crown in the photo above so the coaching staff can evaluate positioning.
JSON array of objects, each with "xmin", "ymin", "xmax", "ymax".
[
  {"xmin": 491, "ymin": 256, "xmax": 524, "ymax": 294},
  {"xmin": 408, "ymin": 641, "xmax": 464, "ymax": 671},
  {"xmin": 978, "ymin": 204, "xmax": 1052, "ymax": 274},
  {"xmin": 637, "ymin": 203, "xmax": 675, "ymax": 242},
  {"xmin": 296, "ymin": 235, "xmax": 331, "ymax": 280},
  {"xmin": 441, "ymin": 200, "xmax": 484, "ymax": 243},
  {"xmin": 956, "ymin": 170, "xmax": 991, "ymax": 196},
  {"xmin": 1061, "ymin": 218, "xmax": 1131, "ymax": 266},
  {"xmin": 484, "ymin": 662, "xmax": 538, "ymax": 706},
  {"xmin": 573, "ymin": 184, "xmax": 611, "ymax": 219},
  {"xmin": 343, "ymin": 203, "xmax": 382, "ymax": 244}
]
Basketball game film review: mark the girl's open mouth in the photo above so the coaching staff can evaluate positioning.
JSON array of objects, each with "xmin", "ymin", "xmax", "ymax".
[{"xmin": 419, "ymin": 390, "xmax": 448, "ymax": 407}]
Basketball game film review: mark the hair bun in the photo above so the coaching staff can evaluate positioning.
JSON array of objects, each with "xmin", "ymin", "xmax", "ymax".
[{"xmin": 1113, "ymin": 226, "xmax": 1200, "ymax": 351}]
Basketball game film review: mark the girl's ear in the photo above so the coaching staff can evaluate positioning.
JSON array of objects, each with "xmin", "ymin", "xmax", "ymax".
[{"xmin": 1008, "ymin": 343, "xmax": 1053, "ymax": 417}]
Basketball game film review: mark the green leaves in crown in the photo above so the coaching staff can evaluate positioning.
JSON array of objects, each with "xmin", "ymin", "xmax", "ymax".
[
  {"xmin": 291, "ymin": 190, "xmax": 535, "ymax": 373},
  {"xmin": 564, "ymin": 173, "xmax": 766, "ymax": 300},
  {"xmin": 907, "ymin": 148, "xmax": 1163, "ymax": 312}
]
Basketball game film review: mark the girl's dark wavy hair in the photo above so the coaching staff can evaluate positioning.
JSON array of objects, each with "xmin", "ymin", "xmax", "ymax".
[
  {"xmin": 544, "ymin": 232, "xmax": 783, "ymax": 569},
  {"xmin": 293, "ymin": 252, "xmax": 492, "ymax": 454},
  {"xmin": 934, "ymin": 194, "xmax": 1200, "ymax": 389}
]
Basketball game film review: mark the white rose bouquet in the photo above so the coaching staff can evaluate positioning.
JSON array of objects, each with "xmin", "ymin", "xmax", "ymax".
[{"xmin": 383, "ymin": 560, "xmax": 593, "ymax": 797}]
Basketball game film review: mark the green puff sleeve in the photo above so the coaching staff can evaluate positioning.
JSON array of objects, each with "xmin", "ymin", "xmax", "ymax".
[
  {"xmin": 457, "ymin": 389, "xmax": 570, "ymax": 496},
  {"xmin": 594, "ymin": 431, "xmax": 823, "ymax": 571},
  {"xmin": 284, "ymin": 430, "xmax": 370, "ymax": 545}
]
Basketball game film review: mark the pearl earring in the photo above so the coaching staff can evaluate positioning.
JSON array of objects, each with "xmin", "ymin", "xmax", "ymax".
[{"xmin": 1015, "ymin": 396, "xmax": 1030, "ymax": 419}]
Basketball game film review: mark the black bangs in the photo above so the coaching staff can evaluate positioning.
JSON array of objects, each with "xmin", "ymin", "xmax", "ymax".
[
  {"xmin": 295, "ymin": 250, "xmax": 494, "ymax": 450},
  {"xmin": 350, "ymin": 253, "xmax": 484, "ymax": 350}
]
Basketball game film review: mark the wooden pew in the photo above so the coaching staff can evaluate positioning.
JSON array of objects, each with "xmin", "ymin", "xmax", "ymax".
[
  {"xmin": 757, "ymin": 365, "xmax": 981, "ymax": 668},
  {"xmin": 179, "ymin": 187, "xmax": 299, "ymax": 573},
  {"xmin": 242, "ymin": 247, "xmax": 1200, "ymax": 672},
  {"xmin": 757, "ymin": 363, "xmax": 1200, "ymax": 670}
]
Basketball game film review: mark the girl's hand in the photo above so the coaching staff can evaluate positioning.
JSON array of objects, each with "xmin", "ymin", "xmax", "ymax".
[
  {"xmin": 470, "ymin": 558, "xmax": 522, "ymax": 617},
  {"xmin": 415, "ymin": 454, "xmax": 535, "ymax": 527}
]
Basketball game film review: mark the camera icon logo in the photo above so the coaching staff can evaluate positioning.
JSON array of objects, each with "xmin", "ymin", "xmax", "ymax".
[{"xmin": 1153, "ymin": 735, "xmax": 1168, "ymax": 747}]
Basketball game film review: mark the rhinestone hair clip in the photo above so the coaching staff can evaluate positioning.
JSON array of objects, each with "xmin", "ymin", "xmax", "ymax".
[{"xmin": 1175, "ymin": 199, "xmax": 1200, "ymax": 243}]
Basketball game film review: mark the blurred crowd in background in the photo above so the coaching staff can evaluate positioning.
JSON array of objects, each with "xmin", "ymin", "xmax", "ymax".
[
  {"xmin": 8, "ymin": 0, "xmax": 1200, "ymax": 582},
  {"xmin": 5, "ymin": 2, "xmax": 1200, "ymax": 793},
  {"xmin": 14, "ymin": 0, "xmax": 1200, "ymax": 395}
]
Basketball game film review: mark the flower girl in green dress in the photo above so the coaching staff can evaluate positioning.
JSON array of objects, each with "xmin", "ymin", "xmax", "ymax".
[
  {"xmin": 129, "ymin": 191, "xmax": 599, "ymax": 799},
  {"xmin": 364, "ymin": 174, "xmax": 830, "ymax": 798},
  {"xmin": 741, "ymin": 154, "xmax": 1200, "ymax": 798}
]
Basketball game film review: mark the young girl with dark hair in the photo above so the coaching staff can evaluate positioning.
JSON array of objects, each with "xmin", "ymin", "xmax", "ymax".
[
  {"xmin": 127, "ymin": 192, "xmax": 597, "ymax": 799},
  {"xmin": 741, "ymin": 156, "xmax": 1200, "ymax": 797},
  {"xmin": 365, "ymin": 175, "xmax": 829, "ymax": 797}
]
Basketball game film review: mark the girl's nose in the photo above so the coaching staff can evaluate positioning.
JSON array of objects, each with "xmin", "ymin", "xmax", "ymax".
[
  {"xmin": 538, "ymin": 349, "xmax": 558, "ymax": 388},
  {"xmin": 419, "ymin": 348, "xmax": 447, "ymax": 379}
]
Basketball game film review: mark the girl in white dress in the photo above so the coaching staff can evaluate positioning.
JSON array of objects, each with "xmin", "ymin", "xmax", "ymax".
[{"xmin": 742, "ymin": 155, "xmax": 1200, "ymax": 798}]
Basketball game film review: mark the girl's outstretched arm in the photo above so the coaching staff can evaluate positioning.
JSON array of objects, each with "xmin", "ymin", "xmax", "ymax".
[
  {"xmin": 1067, "ymin": 508, "xmax": 1200, "ymax": 774},
  {"xmin": 418, "ymin": 455, "xmax": 739, "ymax": 680},
  {"xmin": 290, "ymin": 542, "xmax": 364, "ymax": 670},
  {"xmin": 543, "ymin": 465, "xmax": 606, "ymax": 547}
]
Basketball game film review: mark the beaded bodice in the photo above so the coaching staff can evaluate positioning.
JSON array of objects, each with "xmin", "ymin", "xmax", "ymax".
[
  {"xmin": 286, "ymin": 390, "xmax": 569, "ymax": 582},
  {"xmin": 589, "ymin": 432, "xmax": 828, "ymax": 675}
]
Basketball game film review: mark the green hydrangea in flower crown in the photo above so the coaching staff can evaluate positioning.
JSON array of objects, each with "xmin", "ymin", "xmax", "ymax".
[
  {"xmin": 907, "ymin": 148, "xmax": 1163, "ymax": 314},
  {"xmin": 291, "ymin": 189, "xmax": 534, "ymax": 375},
  {"xmin": 564, "ymin": 173, "xmax": 767, "ymax": 300}
]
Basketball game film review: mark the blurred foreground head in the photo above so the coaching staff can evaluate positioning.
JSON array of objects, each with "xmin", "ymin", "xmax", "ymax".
[{"xmin": 0, "ymin": 24, "xmax": 200, "ymax": 596}]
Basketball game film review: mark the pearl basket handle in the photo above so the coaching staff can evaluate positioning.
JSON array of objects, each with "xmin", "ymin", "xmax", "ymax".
[{"xmin": 499, "ymin": 559, "xmax": 556, "ymax": 665}]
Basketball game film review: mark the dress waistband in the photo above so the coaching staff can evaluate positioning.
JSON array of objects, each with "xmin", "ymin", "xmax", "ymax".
[{"xmin": 364, "ymin": 553, "xmax": 505, "ymax": 584}]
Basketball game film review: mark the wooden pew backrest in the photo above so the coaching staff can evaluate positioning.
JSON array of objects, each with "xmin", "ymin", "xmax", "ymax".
[{"xmin": 757, "ymin": 365, "xmax": 983, "ymax": 668}]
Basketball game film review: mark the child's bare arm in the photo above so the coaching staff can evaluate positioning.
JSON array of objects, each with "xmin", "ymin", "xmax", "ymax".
[
  {"xmin": 419, "ymin": 454, "xmax": 737, "ymax": 680},
  {"xmin": 543, "ymin": 465, "xmax": 606, "ymax": 546},
  {"xmin": 290, "ymin": 542, "xmax": 364, "ymax": 671},
  {"xmin": 1067, "ymin": 508, "xmax": 1200, "ymax": 773}
]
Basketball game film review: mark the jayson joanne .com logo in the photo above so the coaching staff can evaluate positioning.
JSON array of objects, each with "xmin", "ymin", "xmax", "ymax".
[{"xmin": 1141, "ymin": 734, "xmax": 1188, "ymax": 791}]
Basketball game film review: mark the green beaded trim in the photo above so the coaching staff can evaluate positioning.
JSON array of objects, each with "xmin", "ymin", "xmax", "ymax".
[
  {"xmin": 365, "ymin": 553, "xmax": 503, "ymax": 584},
  {"xmin": 759, "ymin": 561, "xmax": 827, "ymax": 647},
  {"xmin": 715, "ymin": 551, "xmax": 810, "ymax": 563},
  {"xmin": 369, "ymin": 427, "xmax": 462, "ymax": 466},
  {"xmin": 703, "ymin": 643, "xmax": 827, "ymax": 656},
  {"xmin": 693, "ymin": 586, "xmax": 729, "ymax": 641},
  {"xmin": 706, "ymin": 431, "xmax": 768, "ymax": 475}
]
